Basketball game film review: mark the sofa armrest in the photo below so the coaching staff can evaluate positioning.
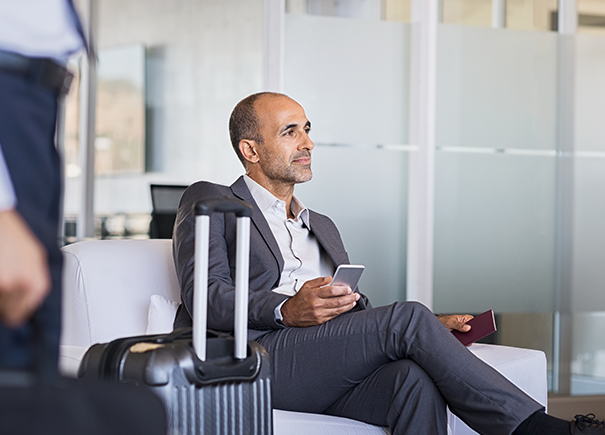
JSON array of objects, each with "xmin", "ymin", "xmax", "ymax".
[
  {"xmin": 59, "ymin": 345, "xmax": 88, "ymax": 378},
  {"xmin": 447, "ymin": 343, "xmax": 548, "ymax": 435}
]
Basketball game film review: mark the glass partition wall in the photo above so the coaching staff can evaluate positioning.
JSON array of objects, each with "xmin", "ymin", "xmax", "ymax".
[
  {"xmin": 286, "ymin": 14, "xmax": 411, "ymax": 307},
  {"xmin": 283, "ymin": 0, "xmax": 605, "ymax": 397},
  {"xmin": 432, "ymin": 23, "xmax": 559, "ymax": 389},
  {"xmin": 63, "ymin": 0, "xmax": 605, "ymax": 398}
]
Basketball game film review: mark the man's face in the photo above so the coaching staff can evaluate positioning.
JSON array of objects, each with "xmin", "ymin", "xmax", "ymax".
[{"xmin": 252, "ymin": 95, "xmax": 314, "ymax": 187}]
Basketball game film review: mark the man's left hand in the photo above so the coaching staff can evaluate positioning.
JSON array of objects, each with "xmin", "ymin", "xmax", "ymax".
[{"xmin": 437, "ymin": 314, "xmax": 473, "ymax": 333}]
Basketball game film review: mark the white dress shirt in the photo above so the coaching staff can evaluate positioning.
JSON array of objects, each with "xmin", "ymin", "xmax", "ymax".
[
  {"xmin": 0, "ymin": 0, "xmax": 83, "ymax": 62},
  {"xmin": 0, "ymin": 144, "xmax": 15, "ymax": 211},
  {"xmin": 0, "ymin": 1, "xmax": 84, "ymax": 211},
  {"xmin": 244, "ymin": 176, "xmax": 334, "ymax": 320}
]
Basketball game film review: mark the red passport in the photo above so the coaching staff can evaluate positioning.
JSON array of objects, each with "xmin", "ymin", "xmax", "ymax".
[{"xmin": 451, "ymin": 310, "xmax": 497, "ymax": 346}]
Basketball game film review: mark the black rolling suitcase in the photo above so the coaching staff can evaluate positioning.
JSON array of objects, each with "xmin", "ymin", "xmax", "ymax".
[{"xmin": 78, "ymin": 198, "xmax": 273, "ymax": 435}]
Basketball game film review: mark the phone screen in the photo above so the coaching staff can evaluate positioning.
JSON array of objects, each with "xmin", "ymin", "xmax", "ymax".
[{"xmin": 329, "ymin": 265, "xmax": 365, "ymax": 290}]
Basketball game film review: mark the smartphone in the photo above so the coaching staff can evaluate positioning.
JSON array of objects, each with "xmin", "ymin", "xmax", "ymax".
[{"xmin": 327, "ymin": 264, "xmax": 365, "ymax": 291}]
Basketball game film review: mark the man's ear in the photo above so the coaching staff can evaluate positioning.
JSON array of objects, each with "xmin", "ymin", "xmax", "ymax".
[{"xmin": 239, "ymin": 139, "xmax": 260, "ymax": 164}]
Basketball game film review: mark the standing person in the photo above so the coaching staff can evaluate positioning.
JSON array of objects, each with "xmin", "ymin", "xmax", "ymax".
[
  {"xmin": 0, "ymin": 0, "xmax": 84, "ymax": 372},
  {"xmin": 173, "ymin": 91, "xmax": 605, "ymax": 434},
  {"xmin": 0, "ymin": 7, "xmax": 172, "ymax": 435}
]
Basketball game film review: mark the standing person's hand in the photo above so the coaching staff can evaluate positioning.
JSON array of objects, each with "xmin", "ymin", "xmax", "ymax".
[{"xmin": 0, "ymin": 210, "xmax": 50, "ymax": 327}]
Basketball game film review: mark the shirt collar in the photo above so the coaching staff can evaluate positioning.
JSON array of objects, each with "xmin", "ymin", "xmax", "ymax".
[
  {"xmin": 291, "ymin": 196, "xmax": 310, "ymax": 227},
  {"xmin": 243, "ymin": 175, "xmax": 311, "ymax": 229}
]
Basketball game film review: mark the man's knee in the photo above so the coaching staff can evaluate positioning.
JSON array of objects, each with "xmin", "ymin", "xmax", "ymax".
[
  {"xmin": 387, "ymin": 301, "xmax": 436, "ymax": 330},
  {"xmin": 394, "ymin": 301, "xmax": 432, "ymax": 316}
]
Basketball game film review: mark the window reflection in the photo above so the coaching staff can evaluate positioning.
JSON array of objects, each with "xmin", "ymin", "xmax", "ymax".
[{"xmin": 95, "ymin": 44, "xmax": 145, "ymax": 175}]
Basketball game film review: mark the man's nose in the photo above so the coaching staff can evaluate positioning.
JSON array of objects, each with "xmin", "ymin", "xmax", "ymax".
[{"xmin": 301, "ymin": 134, "xmax": 314, "ymax": 151}]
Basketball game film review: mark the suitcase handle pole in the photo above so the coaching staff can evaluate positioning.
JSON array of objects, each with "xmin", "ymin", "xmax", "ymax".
[
  {"xmin": 194, "ymin": 198, "xmax": 253, "ymax": 361},
  {"xmin": 193, "ymin": 214, "xmax": 210, "ymax": 361},
  {"xmin": 234, "ymin": 217, "xmax": 250, "ymax": 360}
]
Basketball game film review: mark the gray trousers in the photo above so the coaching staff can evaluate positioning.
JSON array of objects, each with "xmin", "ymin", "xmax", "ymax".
[{"xmin": 257, "ymin": 302, "xmax": 544, "ymax": 435}]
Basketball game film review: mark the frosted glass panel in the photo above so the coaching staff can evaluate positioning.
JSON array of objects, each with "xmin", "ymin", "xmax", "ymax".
[
  {"xmin": 437, "ymin": 24, "xmax": 557, "ymax": 150},
  {"xmin": 284, "ymin": 13, "xmax": 410, "ymax": 307},
  {"xmin": 571, "ymin": 312, "xmax": 605, "ymax": 395},
  {"xmin": 284, "ymin": 15, "xmax": 409, "ymax": 146},
  {"xmin": 433, "ymin": 152, "xmax": 556, "ymax": 313},
  {"xmin": 576, "ymin": 34, "xmax": 605, "ymax": 152},
  {"xmin": 434, "ymin": 24, "xmax": 559, "ymax": 313},
  {"xmin": 572, "ymin": 33, "xmax": 605, "ymax": 312},
  {"xmin": 571, "ymin": 158, "xmax": 605, "ymax": 311},
  {"xmin": 296, "ymin": 147, "xmax": 408, "ymax": 308}
]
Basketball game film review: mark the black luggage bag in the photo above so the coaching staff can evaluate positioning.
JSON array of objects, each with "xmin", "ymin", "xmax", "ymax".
[{"xmin": 78, "ymin": 198, "xmax": 273, "ymax": 435}]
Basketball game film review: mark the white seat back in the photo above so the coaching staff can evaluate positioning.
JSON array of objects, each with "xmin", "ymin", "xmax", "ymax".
[{"xmin": 60, "ymin": 239, "xmax": 181, "ymax": 348}]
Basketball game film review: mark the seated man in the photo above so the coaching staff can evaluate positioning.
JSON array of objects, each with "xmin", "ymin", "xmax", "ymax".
[{"xmin": 173, "ymin": 92, "xmax": 604, "ymax": 435}]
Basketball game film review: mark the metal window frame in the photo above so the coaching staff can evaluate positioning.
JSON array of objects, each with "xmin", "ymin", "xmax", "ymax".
[{"xmin": 77, "ymin": 0, "xmax": 98, "ymax": 240}]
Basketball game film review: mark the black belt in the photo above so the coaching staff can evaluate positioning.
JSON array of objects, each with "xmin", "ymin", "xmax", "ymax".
[{"xmin": 0, "ymin": 50, "xmax": 73, "ymax": 96}]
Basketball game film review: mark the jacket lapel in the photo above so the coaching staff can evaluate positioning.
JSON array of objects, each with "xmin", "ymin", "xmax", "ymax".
[
  {"xmin": 230, "ymin": 176, "xmax": 285, "ymax": 273},
  {"xmin": 309, "ymin": 211, "xmax": 350, "ymax": 267}
]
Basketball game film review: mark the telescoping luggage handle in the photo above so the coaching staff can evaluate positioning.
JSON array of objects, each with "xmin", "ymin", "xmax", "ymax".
[{"xmin": 193, "ymin": 198, "xmax": 253, "ymax": 362}]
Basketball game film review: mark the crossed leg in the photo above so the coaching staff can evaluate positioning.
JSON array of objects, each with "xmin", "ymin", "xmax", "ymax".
[
  {"xmin": 257, "ymin": 301, "xmax": 543, "ymax": 435},
  {"xmin": 325, "ymin": 358, "xmax": 448, "ymax": 434}
]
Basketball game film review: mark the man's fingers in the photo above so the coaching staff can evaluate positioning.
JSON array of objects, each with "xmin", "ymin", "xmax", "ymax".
[
  {"xmin": 317, "ymin": 284, "xmax": 352, "ymax": 298},
  {"xmin": 0, "ymin": 254, "xmax": 50, "ymax": 327},
  {"xmin": 303, "ymin": 276, "xmax": 332, "ymax": 290},
  {"xmin": 0, "ymin": 289, "xmax": 40, "ymax": 327},
  {"xmin": 0, "ymin": 209, "xmax": 51, "ymax": 327},
  {"xmin": 323, "ymin": 291, "xmax": 360, "ymax": 308},
  {"xmin": 457, "ymin": 315, "xmax": 473, "ymax": 332},
  {"xmin": 458, "ymin": 322, "xmax": 471, "ymax": 332},
  {"xmin": 0, "ymin": 274, "xmax": 48, "ymax": 327},
  {"xmin": 320, "ymin": 292, "xmax": 360, "ymax": 315},
  {"xmin": 438, "ymin": 314, "xmax": 474, "ymax": 332},
  {"xmin": 281, "ymin": 279, "xmax": 361, "ymax": 327},
  {"xmin": 312, "ymin": 297, "xmax": 359, "ymax": 323}
]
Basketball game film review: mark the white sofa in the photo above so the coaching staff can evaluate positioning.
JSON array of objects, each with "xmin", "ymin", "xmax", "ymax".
[{"xmin": 60, "ymin": 239, "xmax": 547, "ymax": 435}]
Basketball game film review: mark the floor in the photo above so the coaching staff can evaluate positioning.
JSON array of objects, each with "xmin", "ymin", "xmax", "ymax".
[{"xmin": 548, "ymin": 395, "xmax": 605, "ymax": 421}]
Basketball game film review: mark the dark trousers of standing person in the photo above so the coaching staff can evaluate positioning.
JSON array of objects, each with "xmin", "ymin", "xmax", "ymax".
[
  {"xmin": 258, "ymin": 301, "xmax": 544, "ymax": 435},
  {"xmin": 0, "ymin": 66, "xmax": 64, "ymax": 374}
]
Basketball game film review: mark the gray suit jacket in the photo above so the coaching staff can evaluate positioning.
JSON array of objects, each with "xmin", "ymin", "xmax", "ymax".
[{"xmin": 172, "ymin": 176, "xmax": 370, "ymax": 339}]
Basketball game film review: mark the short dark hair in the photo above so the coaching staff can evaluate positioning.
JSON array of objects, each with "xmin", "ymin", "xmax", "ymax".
[{"xmin": 228, "ymin": 92, "xmax": 285, "ymax": 165}]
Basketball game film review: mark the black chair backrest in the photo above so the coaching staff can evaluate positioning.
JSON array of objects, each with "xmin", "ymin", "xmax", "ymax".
[{"xmin": 149, "ymin": 184, "xmax": 188, "ymax": 239}]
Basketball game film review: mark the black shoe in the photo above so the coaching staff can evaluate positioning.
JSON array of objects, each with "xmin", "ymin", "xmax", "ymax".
[{"xmin": 571, "ymin": 414, "xmax": 605, "ymax": 434}]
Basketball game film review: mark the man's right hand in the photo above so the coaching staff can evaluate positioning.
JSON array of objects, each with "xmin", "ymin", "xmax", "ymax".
[
  {"xmin": 0, "ymin": 210, "xmax": 50, "ymax": 327},
  {"xmin": 280, "ymin": 276, "xmax": 360, "ymax": 327}
]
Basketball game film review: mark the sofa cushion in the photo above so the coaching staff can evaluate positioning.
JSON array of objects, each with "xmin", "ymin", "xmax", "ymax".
[{"xmin": 147, "ymin": 294, "xmax": 180, "ymax": 334}]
